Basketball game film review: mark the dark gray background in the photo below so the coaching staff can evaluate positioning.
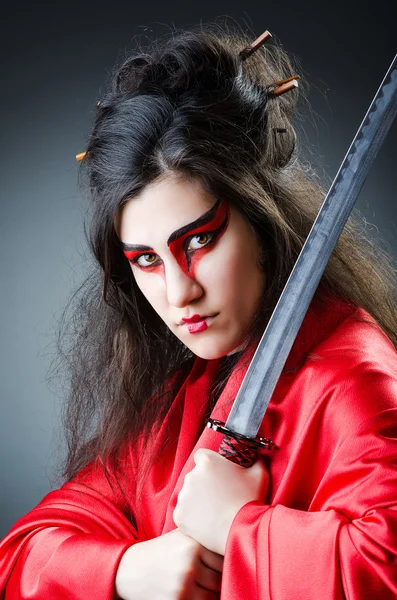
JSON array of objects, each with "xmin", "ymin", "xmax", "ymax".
[{"xmin": 1, "ymin": 0, "xmax": 396, "ymax": 537}]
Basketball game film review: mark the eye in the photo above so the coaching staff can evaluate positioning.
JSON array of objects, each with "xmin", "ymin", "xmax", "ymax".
[
  {"xmin": 186, "ymin": 232, "xmax": 214, "ymax": 251},
  {"xmin": 134, "ymin": 253, "xmax": 158, "ymax": 268}
]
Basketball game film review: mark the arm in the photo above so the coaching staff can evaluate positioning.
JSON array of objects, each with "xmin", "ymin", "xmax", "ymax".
[
  {"xmin": 0, "ymin": 447, "xmax": 139, "ymax": 600},
  {"xmin": 222, "ymin": 407, "xmax": 397, "ymax": 600},
  {"xmin": 174, "ymin": 353, "xmax": 397, "ymax": 599}
]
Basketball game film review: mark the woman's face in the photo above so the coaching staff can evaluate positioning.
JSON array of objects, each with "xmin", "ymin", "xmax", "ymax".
[{"xmin": 118, "ymin": 176, "xmax": 266, "ymax": 359}]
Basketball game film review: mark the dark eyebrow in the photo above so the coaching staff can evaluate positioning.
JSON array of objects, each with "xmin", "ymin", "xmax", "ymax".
[
  {"xmin": 120, "ymin": 243, "xmax": 154, "ymax": 252},
  {"xmin": 167, "ymin": 199, "xmax": 221, "ymax": 245}
]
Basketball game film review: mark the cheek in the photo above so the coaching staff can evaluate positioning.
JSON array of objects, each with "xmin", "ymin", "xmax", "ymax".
[
  {"xmin": 132, "ymin": 268, "xmax": 167, "ymax": 313},
  {"xmin": 193, "ymin": 245, "xmax": 229, "ymax": 289},
  {"xmin": 198, "ymin": 236, "xmax": 264, "ymax": 308},
  {"xmin": 189, "ymin": 244, "xmax": 221, "ymax": 278},
  {"xmin": 216, "ymin": 254, "xmax": 246, "ymax": 300}
]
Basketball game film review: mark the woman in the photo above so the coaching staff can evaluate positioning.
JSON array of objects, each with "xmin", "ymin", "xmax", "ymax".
[{"xmin": 1, "ymin": 23, "xmax": 397, "ymax": 600}]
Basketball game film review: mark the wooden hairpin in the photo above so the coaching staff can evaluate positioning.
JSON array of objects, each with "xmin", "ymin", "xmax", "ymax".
[
  {"xmin": 239, "ymin": 30, "xmax": 272, "ymax": 61},
  {"xmin": 269, "ymin": 75, "xmax": 300, "ymax": 97},
  {"xmin": 75, "ymin": 100, "xmax": 102, "ymax": 161}
]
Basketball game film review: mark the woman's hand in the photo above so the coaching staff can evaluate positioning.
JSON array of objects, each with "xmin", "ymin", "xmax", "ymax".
[
  {"xmin": 114, "ymin": 528, "xmax": 223, "ymax": 600},
  {"xmin": 173, "ymin": 449, "xmax": 269, "ymax": 555}
]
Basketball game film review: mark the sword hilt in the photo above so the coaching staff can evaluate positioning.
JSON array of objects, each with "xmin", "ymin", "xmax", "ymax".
[{"xmin": 206, "ymin": 418, "xmax": 275, "ymax": 468}]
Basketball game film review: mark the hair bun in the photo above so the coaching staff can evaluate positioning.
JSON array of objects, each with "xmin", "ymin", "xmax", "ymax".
[
  {"xmin": 115, "ymin": 34, "xmax": 238, "ymax": 101},
  {"xmin": 115, "ymin": 56, "xmax": 152, "ymax": 94}
]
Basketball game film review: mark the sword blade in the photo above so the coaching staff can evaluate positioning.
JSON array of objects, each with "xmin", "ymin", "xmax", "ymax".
[{"xmin": 225, "ymin": 55, "xmax": 397, "ymax": 439}]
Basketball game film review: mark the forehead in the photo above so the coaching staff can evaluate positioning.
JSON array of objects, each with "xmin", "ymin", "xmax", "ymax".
[{"xmin": 118, "ymin": 176, "xmax": 216, "ymax": 245}]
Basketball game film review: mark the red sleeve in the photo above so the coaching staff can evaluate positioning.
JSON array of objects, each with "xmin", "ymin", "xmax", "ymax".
[
  {"xmin": 0, "ymin": 449, "xmax": 139, "ymax": 600},
  {"xmin": 222, "ymin": 400, "xmax": 397, "ymax": 598}
]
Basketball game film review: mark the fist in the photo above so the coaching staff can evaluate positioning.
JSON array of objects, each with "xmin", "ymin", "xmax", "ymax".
[
  {"xmin": 173, "ymin": 449, "xmax": 269, "ymax": 555},
  {"xmin": 115, "ymin": 529, "xmax": 223, "ymax": 600}
]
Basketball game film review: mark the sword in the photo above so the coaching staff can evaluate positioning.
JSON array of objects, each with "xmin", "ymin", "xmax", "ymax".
[{"xmin": 207, "ymin": 55, "xmax": 397, "ymax": 468}]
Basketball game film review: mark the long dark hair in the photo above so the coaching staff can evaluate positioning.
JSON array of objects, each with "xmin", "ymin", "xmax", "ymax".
[{"xmin": 52, "ymin": 22, "xmax": 397, "ymax": 497}]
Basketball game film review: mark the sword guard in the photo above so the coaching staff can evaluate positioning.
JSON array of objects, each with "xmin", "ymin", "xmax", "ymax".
[{"xmin": 206, "ymin": 418, "xmax": 276, "ymax": 468}]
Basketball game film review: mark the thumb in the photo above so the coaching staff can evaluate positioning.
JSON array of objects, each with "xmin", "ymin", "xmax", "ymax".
[
  {"xmin": 247, "ymin": 458, "xmax": 269, "ymax": 481},
  {"xmin": 247, "ymin": 459, "xmax": 269, "ymax": 500}
]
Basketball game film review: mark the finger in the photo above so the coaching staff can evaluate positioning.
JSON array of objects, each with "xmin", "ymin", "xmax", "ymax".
[
  {"xmin": 195, "ymin": 563, "xmax": 222, "ymax": 592},
  {"xmin": 249, "ymin": 457, "xmax": 266, "ymax": 471},
  {"xmin": 249, "ymin": 458, "xmax": 269, "ymax": 479},
  {"xmin": 199, "ymin": 547, "xmax": 224, "ymax": 573},
  {"xmin": 190, "ymin": 582, "xmax": 220, "ymax": 599}
]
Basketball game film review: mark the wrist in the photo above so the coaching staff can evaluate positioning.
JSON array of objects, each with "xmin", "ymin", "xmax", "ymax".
[
  {"xmin": 217, "ymin": 507, "xmax": 239, "ymax": 556},
  {"xmin": 114, "ymin": 542, "xmax": 142, "ymax": 600}
]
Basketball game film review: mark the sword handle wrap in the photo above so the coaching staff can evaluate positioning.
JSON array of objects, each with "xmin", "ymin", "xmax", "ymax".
[
  {"xmin": 219, "ymin": 435, "xmax": 259, "ymax": 467},
  {"xmin": 206, "ymin": 418, "xmax": 275, "ymax": 468}
]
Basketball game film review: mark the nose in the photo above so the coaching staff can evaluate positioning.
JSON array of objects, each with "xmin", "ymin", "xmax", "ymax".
[{"xmin": 165, "ymin": 261, "xmax": 203, "ymax": 308}]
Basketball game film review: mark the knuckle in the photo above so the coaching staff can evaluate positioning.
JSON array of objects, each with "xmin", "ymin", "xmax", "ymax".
[
  {"xmin": 184, "ymin": 471, "xmax": 193, "ymax": 484},
  {"xmin": 201, "ymin": 451, "xmax": 213, "ymax": 463},
  {"xmin": 196, "ymin": 449, "xmax": 212, "ymax": 464},
  {"xmin": 173, "ymin": 507, "xmax": 182, "ymax": 527}
]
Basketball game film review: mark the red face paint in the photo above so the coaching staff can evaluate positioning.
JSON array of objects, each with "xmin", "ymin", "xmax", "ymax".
[
  {"xmin": 167, "ymin": 199, "xmax": 230, "ymax": 279},
  {"xmin": 121, "ymin": 199, "xmax": 230, "ymax": 281}
]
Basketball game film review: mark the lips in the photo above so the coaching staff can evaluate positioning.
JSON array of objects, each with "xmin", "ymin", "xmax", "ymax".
[
  {"xmin": 179, "ymin": 314, "xmax": 218, "ymax": 334},
  {"xmin": 187, "ymin": 319, "xmax": 209, "ymax": 333},
  {"xmin": 181, "ymin": 314, "xmax": 207, "ymax": 324}
]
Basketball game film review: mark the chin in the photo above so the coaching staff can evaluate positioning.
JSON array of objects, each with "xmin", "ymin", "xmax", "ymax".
[{"xmin": 187, "ymin": 336, "xmax": 243, "ymax": 361}]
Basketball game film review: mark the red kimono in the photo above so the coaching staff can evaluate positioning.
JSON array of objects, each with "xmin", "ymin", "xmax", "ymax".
[{"xmin": 1, "ymin": 298, "xmax": 397, "ymax": 599}]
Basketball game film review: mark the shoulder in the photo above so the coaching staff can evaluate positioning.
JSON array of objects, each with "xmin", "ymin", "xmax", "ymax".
[
  {"xmin": 314, "ymin": 306, "xmax": 397, "ymax": 393},
  {"xmin": 283, "ymin": 303, "xmax": 397, "ymax": 442}
]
